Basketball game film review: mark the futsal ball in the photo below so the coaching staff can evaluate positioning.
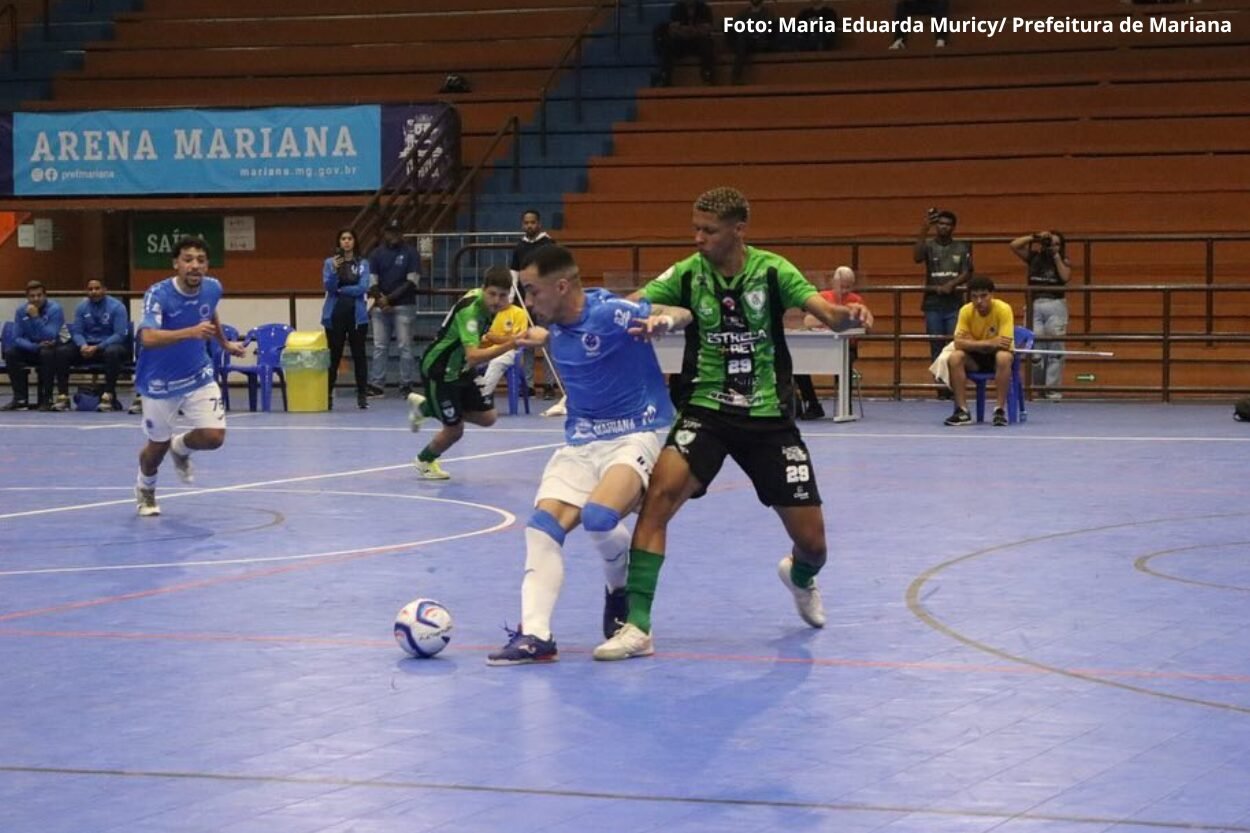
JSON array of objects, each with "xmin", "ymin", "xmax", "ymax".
[{"xmin": 393, "ymin": 598, "xmax": 453, "ymax": 658}]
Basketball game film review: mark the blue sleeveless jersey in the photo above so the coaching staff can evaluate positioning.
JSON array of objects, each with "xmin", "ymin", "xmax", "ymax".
[
  {"xmin": 547, "ymin": 288, "xmax": 674, "ymax": 445},
  {"xmin": 135, "ymin": 277, "xmax": 223, "ymax": 399}
]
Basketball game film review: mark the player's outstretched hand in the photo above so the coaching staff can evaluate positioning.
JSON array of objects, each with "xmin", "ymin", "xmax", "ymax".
[
  {"xmin": 515, "ymin": 326, "xmax": 549, "ymax": 348},
  {"xmin": 846, "ymin": 303, "xmax": 874, "ymax": 328},
  {"xmin": 628, "ymin": 314, "xmax": 675, "ymax": 341}
]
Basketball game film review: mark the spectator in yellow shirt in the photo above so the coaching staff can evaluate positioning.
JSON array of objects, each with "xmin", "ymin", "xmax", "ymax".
[
  {"xmin": 476, "ymin": 300, "xmax": 530, "ymax": 399},
  {"xmin": 944, "ymin": 275, "xmax": 1014, "ymax": 427}
]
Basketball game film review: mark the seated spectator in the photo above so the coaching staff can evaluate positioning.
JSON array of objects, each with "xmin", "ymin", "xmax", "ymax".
[
  {"xmin": 795, "ymin": 0, "xmax": 839, "ymax": 51},
  {"xmin": 727, "ymin": 0, "xmax": 777, "ymax": 84},
  {"xmin": 943, "ymin": 275, "xmax": 1014, "ymax": 427},
  {"xmin": 795, "ymin": 266, "xmax": 865, "ymax": 419},
  {"xmin": 653, "ymin": 0, "xmax": 716, "ymax": 87},
  {"xmin": 889, "ymin": 0, "xmax": 950, "ymax": 49},
  {"xmin": 71, "ymin": 278, "xmax": 131, "ymax": 411},
  {"xmin": 3, "ymin": 280, "xmax": 74, "ymax": 411},
  {"xmin": 476, "ymin": 291, "xmax": 530, "ymax": 399}
]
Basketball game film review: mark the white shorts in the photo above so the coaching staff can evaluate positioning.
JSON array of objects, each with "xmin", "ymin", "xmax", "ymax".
[
  {"xmin": 141, "ymin": 383, "xmax": 227, "ymax": 443},
  {"xmin": 535, "ymin": 431, "xmax": 662, "ymax": 509}
]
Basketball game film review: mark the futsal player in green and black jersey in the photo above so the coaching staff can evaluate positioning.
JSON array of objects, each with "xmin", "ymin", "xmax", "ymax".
[
  {"xmin": 594, "ymin": 187, "xmax": 873, "ymax": 660},
  {"xmin": 406, "ymin": 266, "xmax": 517, "ymax": 480}
]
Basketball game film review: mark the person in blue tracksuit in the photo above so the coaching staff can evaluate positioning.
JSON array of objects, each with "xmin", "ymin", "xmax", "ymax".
[
  {"xmin": 3, "ymin": 280, "xmax": 74, "ymax": 411},
  {"xmin": 71, "ymin": 278, "xmax": 131, "ymax": 411}
]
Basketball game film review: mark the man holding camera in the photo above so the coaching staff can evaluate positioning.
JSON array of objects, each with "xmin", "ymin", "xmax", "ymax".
[
  {"xmin": 913, "ymin": 208, "xmax": 972, "ymax": 398},
  {"xmin": 1010, "ymin": 230, "xmax": 1071, "ymax": 399}
]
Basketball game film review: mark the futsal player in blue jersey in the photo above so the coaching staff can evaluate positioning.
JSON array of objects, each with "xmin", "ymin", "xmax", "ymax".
[
  {"xmin": 133, "ymin": 236, "xmax": 245, "ymax": 517},
  {"xmin": 487, "ymin": 245, "xmax": 691, "ymax": 665}
]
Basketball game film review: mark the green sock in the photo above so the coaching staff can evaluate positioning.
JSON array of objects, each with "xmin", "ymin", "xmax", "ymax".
[
  {"xmin": 790, "ymin": 556, "xmax": 819, "ymax": 589},
  {"xmin": 625, "ymin": 548, "xmax": 664, "ymax": 634},
  {"xmin": 417, "ymin": 445, "xmax": 439, "ymax": 464},
  {"xmin": 420, "ymin": 398, "xmax": 434, "ymax": 418}
]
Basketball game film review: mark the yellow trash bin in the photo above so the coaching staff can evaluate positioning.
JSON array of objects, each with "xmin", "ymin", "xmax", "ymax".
[{"xmin": 282, "ymin": 330, "xmax": 330, "ymax": 412}]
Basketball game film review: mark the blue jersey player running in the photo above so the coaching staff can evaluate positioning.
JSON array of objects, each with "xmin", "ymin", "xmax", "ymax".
[
  {"xmin": 133, "ymin": 235, "xmax": 245, "ymax": 517},
  {"xmin": 487, "ymin": 245, "xmax": 686, "ymax": 665}
]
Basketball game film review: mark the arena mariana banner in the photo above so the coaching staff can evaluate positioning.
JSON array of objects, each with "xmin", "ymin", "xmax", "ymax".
[{"xmin": 0, "ymin": 104, "xmax": 458, "ymax": 197}]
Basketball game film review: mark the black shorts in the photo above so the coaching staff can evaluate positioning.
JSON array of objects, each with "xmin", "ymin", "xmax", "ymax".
[
  {"xmin": 968, "ymin": 351, "xmax": 998, "ymax": 373},
  {"xmin": 665, "ymin": 405, "xmax": 822, "ymax": 508},
  {"xmin": 425, "ymin": 377, "xmax": 493, "ymax": 426}
]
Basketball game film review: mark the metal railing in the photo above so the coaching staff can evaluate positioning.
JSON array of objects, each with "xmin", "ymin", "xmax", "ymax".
[
  {"xmin": 450, "ymin": 233, "xmax": 1250, "ymax": 335},
  {"xmin": 4, "ymin": 282, "xmax": 1246, "ymax": 401},
  {"xmin": 440, "ymin": 235, "xmax": 1250, "ymax": 401},
  {"xmin": 858, "ymin": 283, "xmax": 1250, "ymax": 402},
  {"xmin": 535, "ymin": 1, "xmax": 615, "ymax": 157},
  {"xmin": 423, "ymin": 116, "xmax": 521, "ymax": 234},
  {"xmin": 347, "ymin": 103, "xmax": 462, "ymax": 252}
]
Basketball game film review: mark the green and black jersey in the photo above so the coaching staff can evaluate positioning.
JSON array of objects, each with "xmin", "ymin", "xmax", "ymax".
[
  {"xmin": 420, "ymin": 288, "xmax": 493, "ymax": 383},
  {"xmin": 641, "ymin": 246, "xmax": 818, "ymax": 418}
]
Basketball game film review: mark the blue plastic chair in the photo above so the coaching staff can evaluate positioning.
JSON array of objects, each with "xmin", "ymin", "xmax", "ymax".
[
  {"xmin": 220, "ymin": 323, "xmax": 291, "ymax": 412},
  {"xmin": 505, "ymin": 347, "xmax": 530, "ymax": 415},
  {"xmin": 0, "ymin": 321, "xmax": 13, "ymax": 379},
  {"xmin": 970, "ymin": 325, "xmax": 1034, "ymax": 424}
]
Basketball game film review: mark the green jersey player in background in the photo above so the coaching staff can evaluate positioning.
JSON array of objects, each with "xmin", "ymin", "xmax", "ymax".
[
  {"xmin": 594, "ymin": 187, "xmax": 873, "ymax": 660},
  {"xmin": 406, "ymin": 267, "xmax": 518, "ymax": 480}
]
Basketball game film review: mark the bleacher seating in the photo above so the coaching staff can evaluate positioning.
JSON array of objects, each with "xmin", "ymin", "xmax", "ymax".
[{"xmin": 8, "ymin": 0, "xmax": 1249, "ymax": 396}]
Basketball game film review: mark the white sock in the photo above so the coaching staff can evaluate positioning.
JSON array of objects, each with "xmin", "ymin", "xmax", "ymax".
[
  {"xmin": 520, "ymin": 527, "xmax": 564, "ymax": 641},
  {"xmin": 587, "ymin": 523, "xmax": 631, "ymax": 592},
  {"xmin": 170, "ymin": 433, "xmax": 191, "ymax": 457},
  {"xmin": 137, "ymin": 469, "xmax": 157, "ymax": 490}
]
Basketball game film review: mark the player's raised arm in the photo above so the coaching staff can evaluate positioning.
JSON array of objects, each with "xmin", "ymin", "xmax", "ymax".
[{"xmin": 628, "ymin": 304, "xmax": 692, "ymax": 341}]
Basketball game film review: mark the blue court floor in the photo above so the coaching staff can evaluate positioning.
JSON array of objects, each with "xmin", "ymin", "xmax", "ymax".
[{"xmin": 1, "ymin": 397, "xmax": 1248, "ymax": 833}]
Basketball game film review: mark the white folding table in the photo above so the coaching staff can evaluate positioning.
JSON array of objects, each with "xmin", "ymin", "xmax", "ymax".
[{"xmin": 652, "ymin": 329, "xmax": 864, "ymax": 422}]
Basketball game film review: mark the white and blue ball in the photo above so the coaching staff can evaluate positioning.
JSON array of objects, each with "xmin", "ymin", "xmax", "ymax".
[{"xmin": 393, "ymin": 598, "xmax": 453, "ymax": 658}]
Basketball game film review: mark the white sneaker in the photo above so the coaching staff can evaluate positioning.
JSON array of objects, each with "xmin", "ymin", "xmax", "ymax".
[
  {"xmin": 135, "ymin": 486, "xmax": 161, "ymax": 517},
  {"xmin": 97, "ymin": 392, "xmax": 114, "ymax": 412},
  {"xmin": 414, "ymin": 458, "xmax": 451, "ymax": 480},
  {"xmin": 406, "ymin": 392, "xmax": 427, "ymax": 432},
  {"xmin": 592, "ymin": 622, "xmax": 654, "ymax": 661},
  {"xmin": 888, "ymin": 37, "xmax": 906, "ymax": 50},
  {"xmin": 542, "ymin": 396, "xmax": 567, "ymax": 417},
  {"xmin": 170, "ymin": 450, "xmax": 194, "ymax": 484},
  {"xmin": 778, "ymin": 555, "xmax": 826, "ymax": 628}
]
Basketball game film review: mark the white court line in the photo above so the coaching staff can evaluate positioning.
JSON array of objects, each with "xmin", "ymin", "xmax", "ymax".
[
  {"xmin": 3, "ymin": 419, "xmax": 1244, "ymax": 443},
  {"xmin": 0, "ymin": 441, "xmax": 560, "ymax": 522},
  {"xmin": 0, "ymin": 489, "xmax": 514, "ymax": 577},
  {"xmin": 799, "ymin": 431, "xmax": 1250, "ymax": 443}
]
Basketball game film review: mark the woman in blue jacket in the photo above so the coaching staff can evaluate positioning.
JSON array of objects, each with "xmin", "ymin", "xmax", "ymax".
[{"xmin": 321, "ymin": 228, "xmax": 371, "ymax": 409}]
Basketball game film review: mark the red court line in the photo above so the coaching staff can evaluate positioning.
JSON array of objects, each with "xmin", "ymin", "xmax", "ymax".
[{"xmin": 1, "ymin": 626, "xmax": 1247, "ymax": 686}]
